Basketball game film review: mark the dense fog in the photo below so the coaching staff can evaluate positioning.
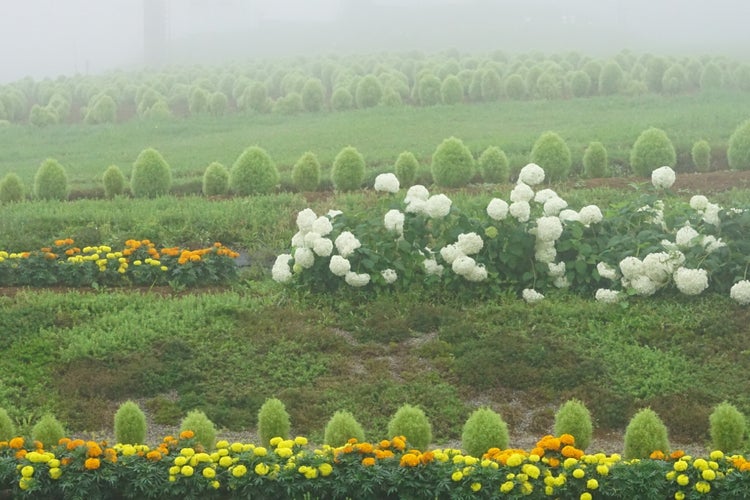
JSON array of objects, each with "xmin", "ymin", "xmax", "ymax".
[{"xmin": 1, "ymin": 0, "xmax": 748, "ymax": 83}]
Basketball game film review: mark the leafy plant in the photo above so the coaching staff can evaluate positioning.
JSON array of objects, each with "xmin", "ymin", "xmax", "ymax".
[
  {"xmin": 355, "ymin": 75, "xmax": 383, "ymax": 109},
  {"xmin": 301, "ymin": 78, "xmax": 325, "ymax": 113},
  {"xmin": 209, "ymin": 91, "xmax": 229, "ymax": 116},
  {"xmin": 330, "ymin": 87, "xmax": 353, "ymax": 111},
  {"xmin": 440, "ymin": 75, "xmax": 463, "ymax": 105},
  {"xmin": 34, "ymin": 158, "xmax": 69, "ymax": 201},
  {"xmin": 598, "ymin": 61, "xmax": 625, "ymax": 95},
  {"xmin": 623, "ymin": 408, "xmax": 670, "ymax": 459},
  {"xmin": 431, "ymin": 136, "xmax": 475, "ymax": 188},
  {"xmin": 32, "ymin": 414, "xmax": 66, "ymax": 448},
  {"xmin": 0, "ymin": 407, "xmax": 15, "ymax": 441},
  {"xmin": 691, "ymin": 140, "xmax": 711, "ymax": 173},
  {"xmin": 257, "ymin": 397, "xmax": 291, "ymax": 446},
  {"xmin": 323, "ymin": 410, "xmax": 365, "ymax": 446},
  {"xmin": 131, "ymin": 147, "xmax": 172, "ymax": 198},
  {"xmin": 553, "ymin": 399, "xmax": 593, "ymax": 450},
  {"xmin": 478, "ymin": 146, "xmax": 510, "ymax": 184},
  {"xmin": 461, "ymin": 407, "xmax": 509, "ymax": 457},
  {"xmin": 530, "ymin": 131, "xmax": 571, "ymax": 182},
  {"xmin": 504, "ymin": 73, "xmax": 526, "ymax": 99},
  {"xmin": 417, "ymin": 75, "xmax": 442, "ymax": 106},
  {"xmin": 229, "ymin": 146, "xmax": 279, "ymax": 195},
  {"xmin": 709, "ymin": 402, "xmax": 746, "ymax": 453},
  {"xmin": 582, "ymin": 141, "xmax": 609, "ymax": 178},
  {"xmin": 83, "ymin": 93, "xmax": 117, "ymax": 124},
  {"xmin": 202, "ymin": 161, "xmax": 229, "ymax": 196},
  {"xmin": 102, "ymin": 165, "xmax": 126, "ymax": 198},
  {"xmin": 728, "ymin": 119, "xmax": 750, "ymax": 171},
  {"xmin": 331, "ymin": 146, "xmax": 366, "ymax": 191},
  {"xmin": 629, "ymin": 127, "xmax": 676, "ymax": 177},
  {"xmin": 180, "ymin": 409, "xmax": 217, "ymax": 450},
  {"xmin": 569, "ymin": 70, "xmax": 591, "ymax": 98},
  {"xmin": 394, "ymin": 151, "xmax": 419, "ymax": 187},
  {"xmin": 291, "ymin": 152, "xmax": 321, "ymax": 192},
  {"xmin": 114, "ymin": 401, "xmax": 147, "ymax": 444},
  {"xmin": 0, "ymin": 172, "xmax": 24, "ymax": 203},
  {"xmin": 387, "ymin": 404, "xmax": 432, "ymax": 450}
]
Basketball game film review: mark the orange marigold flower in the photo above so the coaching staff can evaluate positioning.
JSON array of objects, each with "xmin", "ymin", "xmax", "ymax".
[
  {"xmin": 40, "ymin": 247, "xmax": 52, "ymax": 253},
  {"xmin": 9, "ymin": 437, "xmax": 24, "ymax": 449},
  {"xmin": 61, "ymin": 457, "xmax": 72, "ymax": 466},
  {"xmin": 531, "ymin": 447, "xmax": 545, "ymax": 458},
  {"xmin": 34, "ymin": 440, "xmax": 44, "ymax": 450},
  {"xmin": 741, "ymin": 462, "xmax": 750, "ymax": 472},
  {"xmin": 670, "ymin": 450, "xmax": 685, "ymax": 460},
  {"xmin": 58, "ymin": 438, "xmax": 71, "ymax": 446},
  {"xmin": 87, "ymin": 442, "xmax": 103, "ymax": 457},
  {"xmin": 68, "ymin": 439, "xmax": 85, "ymax": 450},
  {"xmin": 391, "ymin": 436, "xmax": 406, "ymax": 451},
  {"xmin": 362, "ymin": 457, "xmax": 376, "ymax": 467},
  {"xmin": 559, "ymin": 434, "xmax": 576, "ymax": 446},
  {"xmin": 347, "ymin": 437, "xmax": 358, "ymax": 444},
  {"xmin": 214, "ymin": 242, "xmax": 222, "ymax": 248},
  {"xmin": 104, "ymin": 448, "xmax": 117, "ymax": 463},
  {"xmin": 54, "ymin": 240, "xmax": 65, "ymax": 246},
  {"xmin": 374, "ymin": 449, "xmax": 394, "ymax": 459},
  {"xmin": 357, "ymin": 443, "xmax": 373, "ymax": 454},
  {"xmin": 179, "ymin": 430, "xmax": 195, "ymax": 440},
  {"xmin": 15, "ymin": 450, "xmax": 27, "ymax": 459},
  {"xmin": 146, "ymin": 450, "xmax": 162, "ymax": 461},
  {"xmin": 84, "ymin": 457, "xmax": 100, "ymax": 470},
  {"xmin": 341, "ymin": 444, "xmax": 354, "ymax": 454},
  {"xmin": 562, "ymin": 445, "xmax": 583, "ymax": 459},
  {"xmin": 399, "ymin": 453, "xmax": 420, "ymax": 467},
  {"xmin": 419, "ymin": 451, "xmax": 435, "ymax": 464},
  {"xmin": 65, "ymin": 238, "xmax": 74, "ymax": 245},
  {"xmin": 189, "ymin": 254, "xmax": 201, "ymax": 262},
  {"xmin": 379, "ymin": 440, "xmax": 391, "ymax": 449},
  {"xmin": 548, "ymin": 457, "xmax": 561, "ymax": 468},
  {"xmin": 650, "ymin": 450, "xmax": 666, "ymax": 460}
]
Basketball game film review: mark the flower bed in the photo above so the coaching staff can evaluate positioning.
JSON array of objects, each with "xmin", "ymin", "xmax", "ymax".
[
  {"xmin": 2, "ymin": 432, "xmax": 750, "ymax": 499},
  {"xmin": 0, "ymin": 239, "xmax": 239, "ymax": 288}
]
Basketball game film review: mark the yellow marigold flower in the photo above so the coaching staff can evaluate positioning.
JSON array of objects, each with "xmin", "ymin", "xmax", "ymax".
[
  {"xmin": 522, "ymin": 463, "xmax": 541, "ymax": 479},
  {"xmin": 709, "ymin": 450, "xmax": 723, "ymax": 461},
  {"xmin": 563, "ymin": 457, "xmax": 578, "ymax": 469},
  {"xmin": 217, "ymin": 448, "xmax": 229, "ymax": 457},
  {"xmin": 211, "ymin": 480, "xmax": 220, "ymax": 489},
  {"xmin": 168, "ymin": 475, "xmax": 176, "ymax": 482},
  {"xmin": 174, "ymin": 456, "xmax": 188, "ymax": 466},
  {"xmin": 580, "ymin": 493, "xmax": 592, "ymax": 500},
  {"xmin": 674, "ymin": 460, "xmax": 688, "ymax": 472},
  {"xmin": 181, "ymin": 465, "xmax": 194, "ymax": 477},
  {"xmin": 180, "ymin": 447, "xmax": 195, "ymax": 457},
  {"xmin": 702, "ymin": 469, "xmax": 716, "ymax": 481},
  {"xmin": 216, "ymin": 440, "xmax": 229, "ymax": 449},
  {"xmin": 677, "ymin": 474, "xmax": 690, "ymax": 486},
  {"xmin": 666, "ymin": 471, "xmax": 676, "ymax": 480},
  {"xmin": 232, "ymin": 464, "xmax": 247, "ymax": 477},
  {"xmin": 160, "ymin": 265, "xmax": 168, "ymax": 271},
  {"xmin": 471, "ymin": 482, "xmax": 481, "ymax": 492},
  {"xmin": 675, "ymin": 492, "xmax": 686, "ymax": 500},
  {"xmin": 169, "ymin": 466, "xmax": 180, "ymax": 475},
  {"xmin": 500, "ymin": 481, "xmax": 514, "ymax": 493},
  {"xmin": 596, "ymin": 464, "xmax": 609, "ymax": 476},
  {"xmin": 695, "ymin": 480, "xmax": 711, "ymax": 493},
  {"xmin": 229, "ymin": 442, "xmax": 243, "ymax": 453},
  {"xmin": 294, "ymin": 436, "xmax": 308, "ymax": 446},
  {"xmin": 253, "ymin": 446, "xmax": 267, "ymax": 457},
  {"xmin": 545, "ymin": 485, "xmax": 554, "ymax": 496},
  {"xmin": 572, "ymin": 468, "xmax": 585, "ymax": 479},
  {"xmin": 451, "ymin": 470, "xmax": 463, "ymax": 482},
  {"xmin": 708, "ymin": 460, "xmax": 719, "ymax": 470},
  {"xmin": 48, "ymin": 459, "xmax": 60, "ymax": 468},
  {"xmin": 506, "ymin": 453, "xmax": 524, "ymax": 467},
  {"xmin": 219, "ymin": 456, "xmax": 233, "ymax": 468},
  {"xmin": 693, "ymin": 458, "xmax": 708, "ymax": 470},
  {"xmin": 18, "ymin": 477, "xmax": 32, "ymax": 490},
  {"xmin": 275, "ymin": 447, "xmax": 293, "ymax": 459},
  {"xmin": 48, "ymin": 467, "xmax": 62, "ymax": 480},
  {"xmin": 269, "ymin": 437, "xmax": 282, "ymax": 446},
  {"xmin": 464, "ymin": 456, "xmax": 478, "ymax": 466},
  {"xmin": 318, "ymin": 463, "xmax": 333, "ymax": 477},
  {"xmin": 133, "ymin": 260, "xmax": 142, "ymax": 266},
  {"xmin": 84, "ymin": 458, "xmax": 100, "ymax": 470},
  {"xmin": 587, "ymin": 478, "xmax": 599, "ymax": 490},
  {"xmin": 202, "ymin": 467, "xmax": 216, "ymax": 479},
  {"xmin": 21, "ymin": 466, "xmax": 34, "ymax": 478}
]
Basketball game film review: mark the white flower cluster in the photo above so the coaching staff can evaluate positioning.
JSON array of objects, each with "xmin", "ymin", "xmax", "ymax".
[
  {"xmin": 423, "ymin": 258, "xmax": 444, "ymax": 276},
  {"xmin": 404, "ymin": 185, "xmax": 452, "ymax": 218},
  {"xmin": 273, "ymin": 208, "xmax": 339, "ymax": 283},
  {"xmin": 730, "ymin": 280, "xmax": 750, "ymax": 305},
  {"xmin": 615, "ymin": 248, "xmax": 709, "ymax": 297},
  {"xmin": 651, "ymin": 166, "xmax": 676, "ymax": 189},
  {"xmin": 595, "ymin": 288, "xmax": 621, "ymax": 304},
  {"xmin": 689, "ymin": 194, "xmax": 722, "ymax": 225},
  {"xmin": 522, "ymin": 288, "xmax": 544, "ymax": 303},
  {"xmin": 518, "ymin": 163, "xmax": 545, "ymax": 186},
  {"xmin": 673, "ymin": 267, "xmax": 708, "ymax": 295},
  {"xmin": 380, "ymin": 268, "xmax": 398, "ymax": 284},
  {"xmin": 334, "ymin": 231, "xmax": 361, "ymax": 258},
  {"xmin": 374, "ymin": 173, "xmax": 400, "ymax": 193},
  {"xmin": 486, "ymin": 198, "xmax": 509, "ymax": 221},
  {"xmin": 272, "ymin": 254, "xmax": 293, "ymax": 283},
  {"xmin": 440, "ymin": 232, "xmax": 487, "ymax": 281},
  {"xmin": 384, "ymin": 209, "xmax": 405, "ymax": 235}
]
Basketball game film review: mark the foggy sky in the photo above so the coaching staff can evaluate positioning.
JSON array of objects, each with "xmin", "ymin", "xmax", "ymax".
[{"xmin": 1, "ymin": 0, "xmax": 748, "ymax": 84}]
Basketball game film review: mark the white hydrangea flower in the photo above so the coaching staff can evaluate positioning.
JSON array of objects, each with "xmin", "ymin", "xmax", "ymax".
[
  {"xmin": 291, "ymin": 231, "xmax": 305, "ymax": 248},
  {"xmin": 534, "ymin": 188, "xmax": 558, "ymax": 204},
  {"xmin": 518, "ymin": 163, "xmax": 545, "ymax": 186},
  {"xmin": 344, "ymin": 271, "xmax": 370, "ymax": 287},
  {"xmin": 328, "ymin": 255, "xmax": 351, "ymax": 276},
  {"xmin": 597, "ymin": 262, "xmax": 619, "ymax": 281},
  {"xmin": 543, "ymin": 197, "xmax": 568, "ymax": 216},
  {"xmin": 272, "ymin": 254, "xmax": 293, "ymax": 283},
  {"xmin": 405, "ymin": 199, "xmax": 427, "ymax": 215},
  {"xmin": 440, "ymin": 244, "xmax": 463, "ymax": 265},
  {"xmin": 553, "ymin": 276, "xmax": 569, "ymax": 288},
  {"xmin": 651, "ymin": 166, "xmax": 676, "ymax": 189},
  {"xmin": 452, "ymin": 255, "xmax": 476, "ymax": 276},
  {"xmin": 327, "ymin": 209, "xmax": 343, "ymax": 218},
  {"xmin": 404, "ymin": 184, "xmax": 429, "ymax": 204},
  {"xmin": 466, "ymin": 264, "xmax": 488, "ymax": 282},
  {"xmin": 675, "ymin": 225, "xmax": 700, "ymax": 247},
  {"xmin": 381, "ymin": 268, "xmax": 398, "ymax": 284},
  {"xmin": 384, "ymin": 209, "xmax": 405, "ymax": 234},
  {"xmin": 642, "ymin": 252, "xmax": 673, "ymax": 285},
  {"xmin": 579, "ymin": 205, "xmax": 603, "ymax": 226},
  {"xmin": 548, "ymin": 262, "xmax": 566, "ymax": 278},
  {"xmin": 673, "ymin": 267, "xmax": 708, "ymax": 295},
  {"xmin": 690, "ymin": 195, "xmax": 709, "ymax": 211},
  {"xmin": 423, "ymin": 258, "xmax": 444, "ymax": 276},
  {"xmin": 534, "ymin": 240, "xmax": 557, "ymax": 263},
  {"xmin": 293, "ymin": 247, "xmax": 315, "ymax": 269},
  {"xmin": 334, "ymin": 231, "xmax": 361, "ymax": 258},
  {"xmin": 702, "ymin": 235, "xmax": 726, "ymax": 253},
  {"xmin": 558, "ymin": 209, "xmax": 580, "ymax": 222},
  {"xmin": 312, "ymin": 237, "xmax": 333, "ymax": 257},
  {"xmin": 510, "ymin": 182, "xmax": 535, "ymax": 203},
  {"xmin": 374, "ymin": 173, "xmax": 400, "ymax": 193},
  {"xmin": 595, "ymin": 289, "xmax": 621, "ymax": 304},
  {"xmin": 619, "ymin": 256, "xmax": 644, "ymax": 280},
  {"xmin": 509, "ymin": 201, "xmax": 531, "ymax": 222},
  {"xmin": 425, "ymin": 194, "xmax": 452, "ymax": 218},
  {"xmin": 730, "ymin": 280, "xmax": 750, "ymax": 305},
  {"xmin": 296, "ymin": 208, "xmax": 317, "ymax": 233},
  {"xmin": 703, "ymin": 203, "xmax": 721, "ymax": 225},
  {"xmin": 311, "ymin": 216, "xmax": 333, "ymax": 236},
  {"xmin": 456, "ymin": 232, "xmax": 484, "ymax": 255},
  {"xmin": 486, "ymin": 198, "xmax": 509, "ymax": 221},
  {"xmin": 630, "ymin": 275, "xmax": 657, "ymax": 296},
  {"xmin": 303, "ymin": 231, "xmax": 321, "ymax": 248},
  {"xmin": 536, "ymin": 216, "xmax": 563, "ymax": 242},
  {"xmin": 660, "ymin": 239, "xmax": 678, "ymax": 252},
  {"xmin": 522, "ymin": 288, "xmax": 545, "ymax": 303}
]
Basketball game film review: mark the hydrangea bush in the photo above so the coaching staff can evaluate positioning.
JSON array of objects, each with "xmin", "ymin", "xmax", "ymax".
[{"xmin": 273, "ymin": 165, "xmax": 750, "ymax": 305}]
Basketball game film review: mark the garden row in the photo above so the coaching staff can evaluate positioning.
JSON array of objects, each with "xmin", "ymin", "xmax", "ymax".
[{"xmin": 2, "ymin": 49, "xmax": 750, "ymax": 126}]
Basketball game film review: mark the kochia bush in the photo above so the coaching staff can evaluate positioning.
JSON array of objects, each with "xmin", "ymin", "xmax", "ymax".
[
  {"xmin": 440, "ymin": 75, "xmax": 463, "ymax": 105},
  {"xmin": 84, "ymin": 93, "xmax": 117, "ymax": 124},
  {"xmin": 202, "ymin": 161, "xmax": 229, "ymax": 196},
  {"xmin": 728, "ymin": 120, "xmax": 750, "ymax": 171},
  {"xmin": 131, "ymin": 148, "xmax": 172, "ymax": 198},
  {"xmin": 34, "ymin": 158, "xmax": 69, "ymax": 201},
  {"xmin": 0, "ymin": 407, "xmax": 15, "ymax": 441},
  {"xmin": 323, "ymin": 410, "xmax": 365, "ymax": 446},
  {"xmin": 257, "ymin": 397, "xmax": 291, "ymax": 446},
  {"xmin": 32, "ymin": 414, "xmax": 66, "ymax": 449},
  {"xmin": 461, "ymin": 407, "xmax": 509, "ymax": 457},
  {"xmin": 394, "ymin": 151, "xmax": 420, "ymax": 187},
  {"xmin": 504, "ymin": 74, "xmax": 526, "ymax": 100},
  {"xmin": 431, "ymin": 136, "xmax": 475, "ymax": 188},
  {"xmin": 102, "ymin": 164, "xmax": 126, "ymax": 198},
  {"xmin": 478, "ymin": 146, "xmax": 510, "ymax": 183},
  {"xmin": 709, "ymin": 402, "xmax": 746, "ymax": 453},
  {"xmin": 180, "ymin": 410, "xmax": 217, "ymax": 450},
  {"xmin": 114, "ymin": 401, "xmax": 147, "ymax": 445},
  {"xmin": 417, "ymin": 75, "xmax": 442, "ymax": 106},
  {"xmin": 530, "ymin": 131, "xmax": 571, "ymax": 182},
  {"xmin": 387, "ymin": 404, "xmax": 432, "ymax": 450},
  {"xmin": 355, "ymin": 75, "xmax": 383, "ymax": 109},
  {"xmin": 301, "ymin": 78, "xmax": 325, "ymax": 113},
  {"xmin": 582, "ymin": 141, "xmax": 609, "ymax": 178},
  {"xmin": 598, "ymin": 61, "xmax": 625, "ymax": 95},
  {"xmin": 691, "ymin": 140, "xmax": 711, "ymax": 173},
  {"xmin": 623, "ymin": 408, "xmax": 670, "ymax": 459},
  {"xmin": 629, "ymin": 127, "xmax": 676, "ymax": 177},
  {"xmin": 292, "ymin": 152, "xmax": 321, "ymax": 192},
  {"xmin": 230, "ymin": 146, "xmax": 279, "ymax": 195},
  {"xmin": 0, "ymin": 172, "xmax": 24, "ymax": 203},
  {"xmin": 331, "ymin": 146, "xmax": 365, "ymax": 191},
  {"xmin": 553, "ymin": 399, "xmax": 593, "ymax": 450},
  {"xmin": 330, "ymin": 87, "xmax": 353, "ymax": 112}
]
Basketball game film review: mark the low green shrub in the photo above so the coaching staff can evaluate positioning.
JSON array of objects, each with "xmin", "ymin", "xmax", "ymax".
[
  {"xmin": 582, "ymin": 141, "xmax": 609, "ymax": 178},
  {"xmin": 331, "ymin": 146, "xmax": 365, "ymax": 191},
  {"xmin": 709, "ymin": 402, "xmax": 746, "ymax": 453},
  {"xmin": 530, "ymin": 131, "xmax": 571, "ymax": 182},
  {"xmin": 34, "ymin": 158, "xmax": 69, "ymax": 201},
  {"xmin": 691, "ymin": 140, "xmax": 711, "ymax": 173},
  {"xmin": 32, "ymin": 414, "xmax": 66, "ymax": 449},
  {"xmin": 387, "ymin": 404, "xmax": 432, "ymax": 450},
  {"xmin": 257, "ymin": 398, "xmax": 291, "ymax": 446},
  {"xmin": 131, "ymin": 148, "xmax": 172, "ymax": 198},
  {"xmin": 291, "ymin": 152, "xmax": 321, "ymax": 192},
  {"xmin": 394, "ymin": 151, "xmax": 420, "ymax": 187},
  {"xmin": 553, "ymin": 399, "xmax": 593, "ymax": 450},
  {"xmin": 728, "ymin": 120, "xmax": 750, "ymax": 171},
  {"xmin": 323, "ymin": 410, "xmax": 365, "ymax": 446},
  {"xmin": 0, "ymin": 172, "xmax": 24, "ymax": 203},
  {"xmin": 478, "ymin": 146, "xmax": 510, "ymax": 183},
  {"xmin": 440, "ymin": 75, "xmax": 463, "ymax": 105},
  {"xmin": 623, "ymin": 408, "xmax": 670, "ymax": 459},
  {"xmin": 114, "ymin": 401, "xmax": 147, "ymax": 445},
  {"xmin": 180, "ymin": 409, "xmax": 217, "ymax": 450},
  {"xmin": 102, "ymin": 165, "xmax": 126, "ymax": 198},
  {"xmin": 330, "ymin": 87, "xmax": 353, "ymax": 111},
  {"xmin": 0, "ymin": 407, "xmax": 15, "ymax": 441},
  {"xmin": 431, "ymin": 136, "xmax": 475, "ymax": 188},
  {"xmin": 202, "ymin": 162, "xmax": 229, "ymax": 196},
  {"xmin": 230, "ymin": 146, "xmax": 279, "ymax": 195},
  {"xmin": 461, "ymin": 407, "xmax": 509, "ymax": 457},
  {"xmin": 629, "ymin": 127, "xmax": 676, "ymax": 177}
]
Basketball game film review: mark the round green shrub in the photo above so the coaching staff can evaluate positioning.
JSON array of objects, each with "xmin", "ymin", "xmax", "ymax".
[
  {"xmin": 728, "ymin": 120, "xmax": 750, "ymax": 171},
  {"xmin": 243, "ymin": 82, "xmax": 271, "ymax": 113},
  {"xmin": 202, "ymin": 161, "xmax": 229, "ymax": 196},
  {"xmin": 569, "ymin": 70, "xmax": 591, "ymax": 98},
  {"xmin": 662, "ymin": 64, "xmax": 689, "ymax": 94},
  {"xmin": 478, "ymin": 146, "xmax": 510, "ymax": 183},
  {"xmin": 645, "ymin": 56, "xmax": 669, "ymax": 93},
  {"xmin": 331, "ymin": 146, "xmax": 366, "ymax": 191},
  {"xmin": 29, "ymin": 104, "xmax": 57, "ymax": 127},
  {"xmin": 292, "ymin": 152, "xmax": 321, "ymax": 192},
  {"xmin": 394, "ymin": 151, "xmax": 420, "ymax": 187},
  {"xmin": 143, "ymin": 100, "xmax": 172, "ymax": 121},
  {"xmin": 700, "ymin": 63, "xmax": 723, "ymax": 91},
  {"xmin": 0, "ymin": 407, "xmax": 15, "ymax": 441},
  {"xmin": 440, "ymin": 75, "xmax": 463, "ymax": 105},
  {"xmin": 230, "ymin": 146, "xmax": 279, "ymax": 195},
  {"xmin": 188, "ymin": 86, "xmax": 209, "ymax": 115},
  {"xmin": 534, "ymin": 71, "xmax": 563, "ymax": 100},
  {"xmin": 323, "ymin": 410, "xmax": 365, "ymax": 447},
  {"xmin": 387, "ymin": 404, "xmax": 432, "ymax": 450},
  {"xmin": 431, "ymin": 136, "xmax": 475, "ymax": 188},
  {"xmin": 34, "ymin": 158, "xmax": 69, "ymax": 201},
  {"xmin": 468, "ymin": 71, "xmax": 484, "ymax": 101},
  {"xmin": 131, "ymin": 147, "xmax": 172, "ymax": 198},
  {"xmin": 623, "ymin": 408, "xmax": 670, "ymax": 459},
  {"xmin": 272, "ymin": 93, "xmax": 303, "ymax": 115},
  {"xmin": 691, "ymin": 140, "xmax": 711, "ymax": 173},
  {"xmin": 209, "ymin": 91, "xmax": 228, "ymax": 116},
  {"xmin": 0, "ymin": 172, "xmax": 24, "ymax": 203},
  {"xmin": 32, "ymin": 414, "xmax": 65, "ymax": 449},
  {"xmin": 84, "ymin": 93, "xmax": 117, "ymax": 124},
  {"xmin": 330, "ymin": 87, "xmax": 353, "ymax": 111},
  {"xmin": 553, "ymin": 399, "xmax": 593, "ymax": 450},
  {"xmin": 257, "ymin": 398, "xmax": 291, "ymax": 446},
  {"xmin": 582, "ymin": 141, "xmax": 609, "ymax": 178},
  {"xmin": 114, "ymin": 401, "xmax": 147, "ymax": 445},
  {"xmin": 481, "ymin": 70, "xmax": 503, "ymax": 101},
  {"xmin": 355, "ymin": 75, "xmax": 383, "ymax": 109},
  {"xmin": 461, "ymin": 407, "xmax": 509, "ymax": 457},
  {"xmin": 381, "ymin": 87, "xmax": 403, "ymax": 107},
  {"xmin": 629, "ymin": 127, "xmax": 676, "ymax": 177},
  {"xmin": 504, "ymin": 74, "xmax": 526, "ymax": 100},
  {"xmin": 530, "ymin": 131, "xmax": 572, "ymax": 182},
  {"xmin": 102, "ymin": 165, "xmax": 126, "ymax": 198},
  {"xmin": 709, "ymin": 402, "xmax": 746, "ymax": 453},
  {"xmin": 180, "ymin": 409, "xmax": 217, "ymax": 450},
  {"xmin": 598, "ymin": 61, "xmax": 625, "ymax": 95},
  {"xmin": 418, "ymin": 74, "xmax": 442, "ymax": 106}
]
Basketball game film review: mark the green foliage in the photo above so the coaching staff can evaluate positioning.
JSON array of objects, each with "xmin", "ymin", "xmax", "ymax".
[
  {"xmin": 202, "ymin": 161, "xmax": 229, "ymax": 196},
  {"xmin": 257, "ymin": 397, "xmax": 291, "ymax": 446},
  {"xmin": 623, "ymin": 408, "xmax": 670, "ymax": 459},
  {"xmin": 0, "ymin": 172, "xmax": 24, "ymax": 203},
  {"xmin": 114, "ymin": 400, "xmax": 147, "ymax": 444},
  {"xmin": 130, "ymin": 147, "xmax": 172, "ymax": 198},
  {"xmin": 645, "ymin": 56, "xmax": 669, "ymax": 93},
  {"xmin": 273, "ymin": 93, "xmax": 303, "ymax": 115},
  {"xmin": 32, "ymin": 414, "xmax": 65, "ymax": 448},
  {"xmin": 323, "ymin": 410, "xmax": 365, "ymax": 446},
  {"xmin": 331, "ymin": 146, "xmax": 366, "ymax": 191},
  {"xmin": 229, "ymin": 146, "xmax": 279, "ymax": 195},
  {"xmin": 691, "ymin": 140, "xmax": 711, "ymax": 173},
  {"xmin": 461, "ymin": 407, "xmax": 509, "ymax": 457},
  {"xmin": 301, "ymin": 78, "xmax": 325, "ymax": 112},
  {"xmin": 504, "ymin": 74, "xmax": 526, "ymax": 100},
  {"xmin": 355, "ymin": 75, "xmax": 383, "ymax": 109},
  {"xmin": 142, "ymin": 99, "xmax": 172, "ymax": 121},
  {"xmin": 243, "ymin": 82, "xmax": 271, "ymax": 113},
  {"xmin": 553, "ymin": 399, "xmax": 593, "ymax": 450},
  {"xmin": 569, "ymin": 70, "xmax": 591, "ymax": 98},
  {"xmin": 431, "ymin": 136, "xmax": 475, "ymax": 188},
  {"xmin": 33, "ymin": 158, "xmax": 69, "ymax": 201},
  {"xmin": 0, "ymin": 407, "xmax": 15, "ymax": 441},
  {"xmin": 709, "ymin": 402, "xmax": 746, "ymax": 453},
  {"xmin": 387, "ymin": 404, "xmax": 432, "ymax": 450},
  {"xmin": 188, "ymin": 86, "xmax": 210, "ymax": 115},
  {"xmin": 180, "ymin": 409, "xmax": 217, "ymax": 450},
  {"xmin": 728, "ymin": 120, "xmax": 750, "ymax": 171},
  {"xmin": 440, "ymin": 75, "xmax": 463, "ymax": 105},
  {"xmin": 84, "ymin": 93, "xmax": 117, "ymax": 124},
  {"xmin": 478, "ymin": 146, "xmax": 510, "ymax": 183},
  {"xmin": 417, "ymin": 74, "xmax": 442, "ymax": 106},
  {"xmin": 481, "ymin": 70, "xmax": 503, "ymax": 101},
  {"xmin": 629, "ymin": 127, "xmax": 676, "ymax": 177},
  {"xmin": 530, "ymin": 131, "xmax": 571, "ymax": 182},
  {"xmin": 394, "ymin": 151, "xmax": 420, "ymax": 187},
  {"xmin": 102, "ymin": 165, "xmax": 126, "ymax": 198},
  {"xmin": 598, "ymin": 61, "xmax": 625, "ymax": 95},
  {"xmin": 330, "ymin": 87, "xmax": 353, "ymax": 111},
  {"xmin": 662, "ymin": 64, "xmax": 689, "ymax": 94},
  {"xmin": 291, "ymin": 151, "xmax": 321, "ymax": 192},
  {"xmin": 582, "ymin": 141, "xmax": 609, "ymax": 178},
  {"xmin": 534, "ymin": 71, "xmax": 563, "ymax": 100},
  {"xmin": 700, "ymin": 63, "xmax": 723, "ymax": 91},
  {"xmin": 209, "ymin": 91, "xmax": 229, "ymax": 116}
]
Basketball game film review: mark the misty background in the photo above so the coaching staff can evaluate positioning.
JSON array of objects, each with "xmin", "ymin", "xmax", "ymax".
[{"xmin": 1, "ymin": 0, "xmax": 748, "ymax": 84}]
